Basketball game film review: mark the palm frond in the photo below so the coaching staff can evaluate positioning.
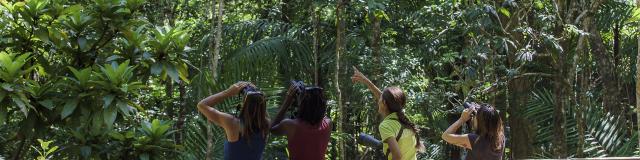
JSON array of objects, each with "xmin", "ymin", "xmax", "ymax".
[
  {"xmin": 180, "ymin": 117, "xmax": 225, "ymax": 159},
  {"xmin": 582, "ymin": 107, "xmax": 637, "ymax": 157},
  {"xmin": 523, "ymin": 89, "xmax": 638, "ymax": 158}
]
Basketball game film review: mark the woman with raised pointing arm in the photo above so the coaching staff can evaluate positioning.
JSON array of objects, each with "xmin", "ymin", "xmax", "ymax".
[{"xmin": 351, "ymin": 67, "xmax": 424, "ymax": 160}]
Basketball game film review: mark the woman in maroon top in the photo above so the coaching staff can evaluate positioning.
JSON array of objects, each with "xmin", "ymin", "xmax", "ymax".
[{"xmin": 271, "ymin": 83, "xmax": 332, "ymax": 160}]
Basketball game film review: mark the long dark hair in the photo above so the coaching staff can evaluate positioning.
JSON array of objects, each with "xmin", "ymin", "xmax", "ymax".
[
  {"xmin": 239, "ymin": 92, "xmax": 270, "ymax": 139},
  {"xmin": 475, "ymin": 104, "xmax": 504, "ymax": 152},
  {"xmin": 296, "ymin": 87, "xmax": 327, "ymax": 125},
  {"xmin": 381, "ymin": 87, "xmax": 422, "ymax": 148}
]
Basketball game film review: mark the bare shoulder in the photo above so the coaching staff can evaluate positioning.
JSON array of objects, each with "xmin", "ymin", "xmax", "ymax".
[
  {"xmin": 281, "ymin": 118, "xmax": 297, "ymax": 126},
  {"xmin": 225, "ymin": 117, "xmax": 242, "ymax": 132}
]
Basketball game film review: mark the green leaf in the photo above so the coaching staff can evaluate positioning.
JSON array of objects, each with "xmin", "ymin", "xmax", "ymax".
[
  {"xmin": 11, "ymin": 95, "xmax": 28, "ymax": 116},
  {"xmin": 1, "ymin": 83, "xmax": 13, "ymax": 91},
  {"xmin": 150, "ymin": 62, "xmax": 162, "ymax": 75},
  {"xmin": 80, "ymin": 146, "xmax": 91, "ymax": 158},
  {"xmin": 166, "ymin": 64, "xmax": 180, "ymax": 83},
  {"xmin": 176, "ymin": 62, "xmax": 190, "ymax": 83},
  {"xmin": 68, "ymin": 66, "xmax": 92, "ymax": 86},
  {"xmin": 39, "ymin": 139, "xmax": 51, "ymax": 149},
  {"xmin": 498, "ymin": 7, "xmax": 510, "ymax": 18},
  {"xmin": 116, "ymin": 100, "xmax": 131, "ymax": 116},
  {"xmin": 61, "ymin": 98, "xmax": 79, "ymax": 119},
  {"xmin": 103, "ymin": 106, "xmax": 117, "ymax": 127},
  {"xmin": 91, "ymin": 111, "xmax": 103, "ymax": 134},
  {"xmin": 35, "ymin": 28, "xmax": 49, "ymax": 43},
  {"xmin": 78, "ymin": 37, "xmax": 87, "ymax": 51},
  {"xmin": 0, "ymin": 90, "xmax": 6, "ymax": 102},
  {"xmin": 38, "ymin": 100, "xmax": 54, "ymax": 110},
  {"xmin": 109, "ymin": 131, "xmax": 125, "ymax": 141},
  {"xmin": 61, "ymin": 4, "xmax": 82, "ymax": 15},
  {"xmin": 105, "ymin": 55, "xmax": 121, "ymax": 62},
  {"xmin": 103, "ymin": 94, "xmax": 115, "ymax": 108},
  {"xmin": 47, "ymin": 146, "xmax": 58, "ymax": 155},
  {"xmin": 535, "ymin": 1, "xmax": 543, "ymax": 9},
  {"xmin": 140, "ymin": 153, "xmax": 150, "ymax": 160},
  {"xmin": 0, "ymin": 106, "xmax": 7, "ymax": 124}
]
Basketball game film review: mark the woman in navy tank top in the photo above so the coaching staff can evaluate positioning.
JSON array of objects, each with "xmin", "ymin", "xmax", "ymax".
[
  {"xmin": 271, "ymin": 82, "xmax": 332, "ymax": 160},
  {"xmin": 197, "ymin": 81, "xmax": 270, "ymax": 160}
]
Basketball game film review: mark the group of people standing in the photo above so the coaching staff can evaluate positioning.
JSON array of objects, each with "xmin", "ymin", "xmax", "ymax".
[{"xmin": 197, "ymin": 67, "xmax": 505, "ymax": 160}]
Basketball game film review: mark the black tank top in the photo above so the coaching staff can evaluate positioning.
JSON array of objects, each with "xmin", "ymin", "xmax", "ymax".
[{"xmin": 465, "ymin": 133, "xmax": 504, "ymax": 160}]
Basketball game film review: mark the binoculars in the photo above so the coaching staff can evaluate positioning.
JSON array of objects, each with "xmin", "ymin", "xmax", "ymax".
[
  {"xmin": 463, "ymin": 102, "xmax": 479, "ymax": 117},
  {"xmin": 240, "ymin": 84, "xmax": 259, "ymax": 95},
  {"xmin": 358, "ymin": 133, "xmax": 382, "ymax": 149},
  {"xmin": 290, "ymin": 80, "xmax": 306, "ymax": 106}
]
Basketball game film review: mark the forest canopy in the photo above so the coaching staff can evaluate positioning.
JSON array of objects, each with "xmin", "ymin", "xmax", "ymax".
[{"xmin": 0, "ymin": 0, "xmax": 639, "ymax": 159}]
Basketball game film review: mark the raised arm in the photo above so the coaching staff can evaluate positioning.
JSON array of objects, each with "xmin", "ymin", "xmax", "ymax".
[
  {"xmin": 197, "ymin": 82, "xmax": 249, "ymax": 130},
  {"xmin": 270, "ymin": 85, "xmax": 297, "ymax": 136},
  {"xmin": 351, "ymin": 66, "xmax": 382, "ymax": 102},
  {"xmin": 441, "ymin": 108, "xmax": 473, "ymax": 150}
]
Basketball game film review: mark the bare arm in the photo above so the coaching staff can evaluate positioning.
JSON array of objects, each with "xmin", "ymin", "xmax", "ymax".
[
  {"xmin": 351, "ymin": 66, "xmax": 382, "ymax": 102},
  {"xmin": 385, "ymin": 138, "xmax": 402, "ymax": 160},
  {"xmin": 270, "ymin": 85, "xmax": 297, "ymax": 136},
  {"xmin": 441, "ymin": 109, "xmax": 473, "ymax": 150},
  {"xmin": 196, "ymin": 82, "xmax": 248, "ymax": 130}
]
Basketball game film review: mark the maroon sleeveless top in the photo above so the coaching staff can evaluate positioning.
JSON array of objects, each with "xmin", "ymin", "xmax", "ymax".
[{"xmin": 287, "ymin": 117, "xmax": 331, "ymax": 160}]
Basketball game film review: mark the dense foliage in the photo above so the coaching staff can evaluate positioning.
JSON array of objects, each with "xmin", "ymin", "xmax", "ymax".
[{"xmin": 0, "ymin": 0, "xmax": 639, "ymax": 159}]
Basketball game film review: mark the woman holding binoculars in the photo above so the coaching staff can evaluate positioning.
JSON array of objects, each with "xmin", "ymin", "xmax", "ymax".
[
  {"xmin": 197, "ymin": 82, "xmax": 270, "ymax": 160},
  {"xmin": 441, "ymin": 103, "xmax": 505, "ymax": 160},
  {"xmin": 270, "ymin": 81, "xmax": 331, "ymax": 160}
]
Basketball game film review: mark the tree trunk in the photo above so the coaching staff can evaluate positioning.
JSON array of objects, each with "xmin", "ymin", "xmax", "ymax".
[
  {"xmin": 583, "ymin": 0, "xmax": 618, "ymax": 115},
  {"xmin": 575, "ymin": 1, "xmax": 603, "ymax": 157},
  {"xmin": 211, "ymin": 0, "xmax": 224, "ymax": 79},
  {"xmin": 206, "ymin": 122, "xmax": 213, "ymax": 160},
  {"xmin": 549, "ymin": 0, "xmax": 579, "ymax": 156},
  {"xmin": 574, "ymin": 25, "xmax": 588, "ymax": 158},
  {"xmin": 636, "ymin": 0, "xmax": 640, "ymax": 151},
  {"xmin": 508, "ymin": 78, "xmax": 534, "ymax": 159},
  {"xmin": 281, "ymin": 0, "xmax": 291, "ymax": 23},
  {"xmin": 552, "ymin": 52, "xmax": 568, "ymax": 158},
  {"xmin": 208, "ymin": 0, "xmax": 216, "ymax": 77},
  {"xmin": 370, "ymin": 12, "xmax": 382, "ymax": 85},
  {"xmin": 165, "ymin": 81, "xmax": 174, "ymax": 118},
  {"xmin": 175, "ymin": 81, "xmax": 187, "ymax": 144},
  {"xmin": 336, "ymin": 0, "xmax": 346, "ymax": 159},
  {"xmin": 206, "ymin": 0, "xmax": 224, "ymax": 158},
  {"xmin": 590, "ymin": 24, "xmax": 621, "ymax": 115},
  {"xmin": 11, "ymin": 136, "xmax": 26, "ymax": 160},
  {"xmin": 312, "ymin": 4, "xmax": 320, "ymax": 86},
  {"xmin": 369, "ymin": 8, "xmax": 383, "ymax": 160}
]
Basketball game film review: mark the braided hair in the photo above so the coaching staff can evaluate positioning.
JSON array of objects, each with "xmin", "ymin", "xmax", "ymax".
[{"xmin": 381, "ymin": 87, "xmax": 423, "ymax": 149}]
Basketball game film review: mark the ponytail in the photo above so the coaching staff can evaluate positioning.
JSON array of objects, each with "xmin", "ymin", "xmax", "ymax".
[
  {"xmin": 382, "ymin": 87, "xmax": 424, "ymax": 150},
  {"xmin": 395, "ymin": 111, "xmax": 423, "ymax": 149}
]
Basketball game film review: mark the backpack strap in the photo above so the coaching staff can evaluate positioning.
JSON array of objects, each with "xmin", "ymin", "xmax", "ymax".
[{"xmin": 384, "ymin": 118, "xmax": 406, "ymax": 160}]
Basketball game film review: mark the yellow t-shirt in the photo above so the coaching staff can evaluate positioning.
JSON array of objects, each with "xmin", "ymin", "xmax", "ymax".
[{"xmin": 379, "ymin": 113, "xmax": 417, "ymax": 160}]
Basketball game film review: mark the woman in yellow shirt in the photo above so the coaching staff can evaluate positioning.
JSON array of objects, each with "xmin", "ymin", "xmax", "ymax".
[{"xmin": 351, "ymin": 67, "xmax": 424, "ymax": 160}]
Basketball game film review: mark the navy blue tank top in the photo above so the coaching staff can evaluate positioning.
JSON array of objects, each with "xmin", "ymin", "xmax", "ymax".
[{"xmin": 223, "ymin": 133, "xmax": 266, "ymax": 160}]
